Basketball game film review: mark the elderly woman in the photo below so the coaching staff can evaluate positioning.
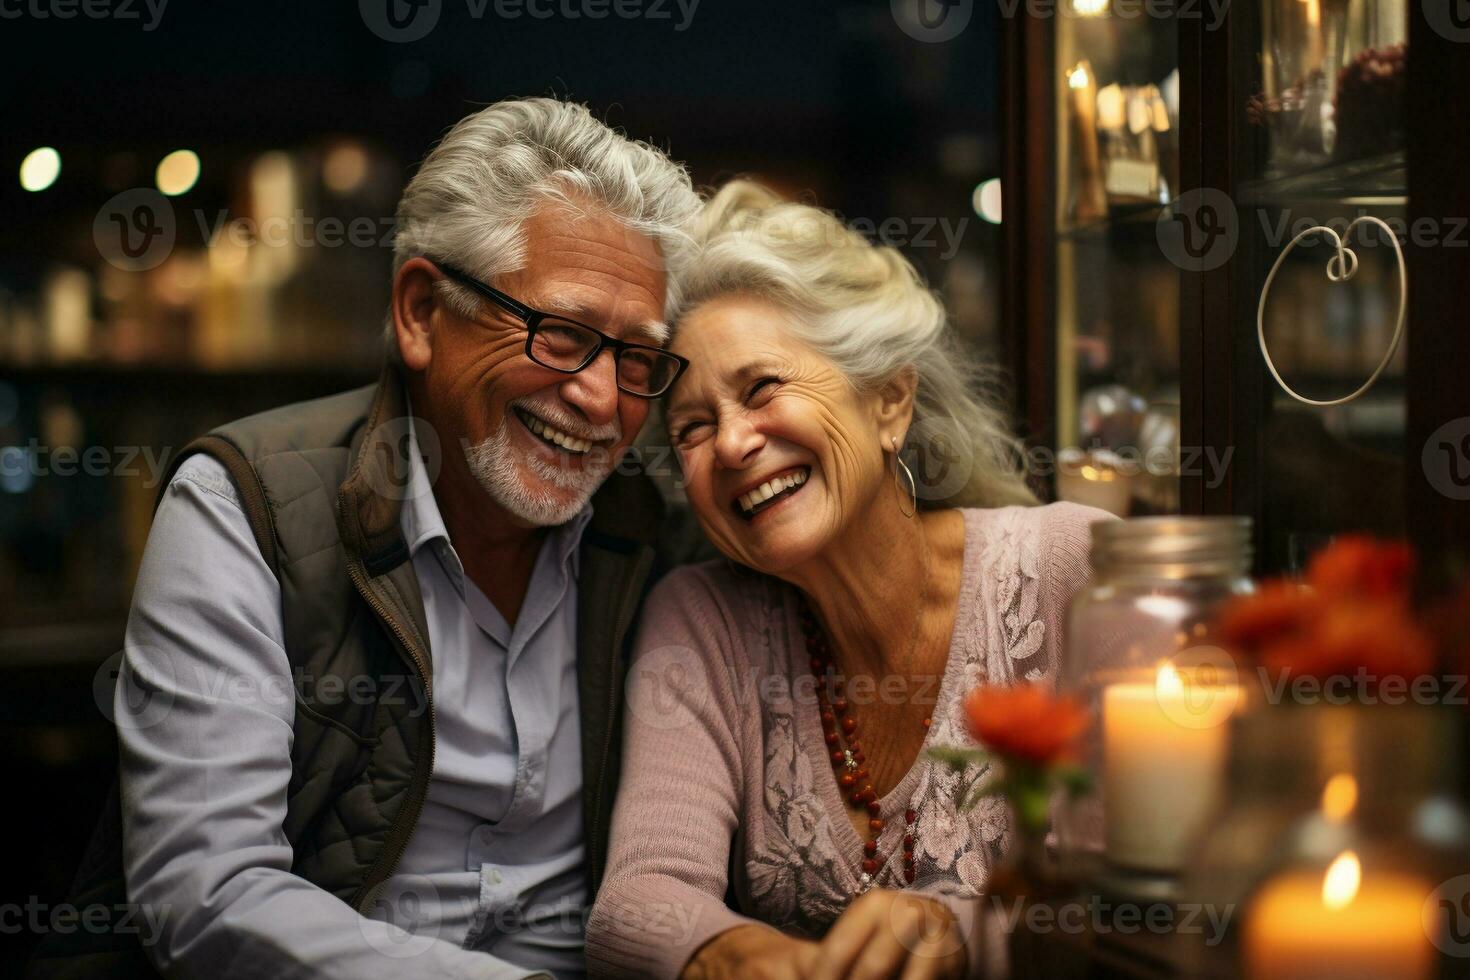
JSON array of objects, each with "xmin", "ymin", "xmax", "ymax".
[{"xmin": 585, "ymin": 183, "xmax": 1110, "ymax": 979}]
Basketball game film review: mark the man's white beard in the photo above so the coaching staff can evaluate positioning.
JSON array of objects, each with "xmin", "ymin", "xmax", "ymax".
[{"xmin": 463, "ymin": 412, "xmax": 616, "ymax": 527}]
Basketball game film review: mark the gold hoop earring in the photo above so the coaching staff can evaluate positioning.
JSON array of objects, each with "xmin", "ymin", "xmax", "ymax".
[{"xmin": 891, "ymin": 436, "xmax": 917, "ymax": 518}]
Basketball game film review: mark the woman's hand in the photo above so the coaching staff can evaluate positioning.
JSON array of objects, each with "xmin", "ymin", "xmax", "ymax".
[
  {"xmin": 682, "ymin": 924, "xmax": 820, "ymax": 980},
  {"xmin": 808, "ymin": 889, "xmax": 969, "ymax": 980}
]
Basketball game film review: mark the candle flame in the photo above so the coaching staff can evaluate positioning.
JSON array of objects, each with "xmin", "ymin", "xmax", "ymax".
[
  {"xmin": 1322, "ymin": 851, "xmax": 1361, "ymax": 910},
  {"xmin": 1068, "ymin": 64, "xmax": 1090, "ymax": 90},
  {"xmin": 1156, "ymin": 663, "xmax": 1184, "ymax": 697},
  {"xmin": 1321, "ymin": 774, "xmax": 1357, "ymax": 823}
]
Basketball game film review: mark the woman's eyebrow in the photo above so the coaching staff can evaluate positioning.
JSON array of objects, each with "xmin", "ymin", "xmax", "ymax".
[
  {"xmin": 667, "ymin": 360, "xmax": 778, "ymax": 415},
  {"xmin": 730, "ymin": 361, "xmax": 780, "ymax": 386}
]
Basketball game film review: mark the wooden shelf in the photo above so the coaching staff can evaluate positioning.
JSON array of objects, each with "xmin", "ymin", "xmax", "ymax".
[
  {"xmin": 3, "ymin": 361, "xmax": 378, "ymax": 389},
  {"xmin": 1057, "ymin": 202, "xmax": 1168, "ymax": 243}
]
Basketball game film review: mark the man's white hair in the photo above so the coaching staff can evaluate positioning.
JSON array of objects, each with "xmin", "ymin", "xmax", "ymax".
[{"xmin": 385, "ymin": 96, "xmax": 701, "ymax": 356}]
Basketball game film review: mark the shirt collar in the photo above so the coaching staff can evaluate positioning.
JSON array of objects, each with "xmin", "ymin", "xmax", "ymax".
[{"xmin": 400, "ymin": 400, "xmax": 450, "ymax": 559}]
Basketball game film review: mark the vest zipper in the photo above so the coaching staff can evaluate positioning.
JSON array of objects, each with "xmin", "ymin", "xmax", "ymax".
[{"xmin": 343, "ymin": 549, "xmax": 436, "ymax": 913}]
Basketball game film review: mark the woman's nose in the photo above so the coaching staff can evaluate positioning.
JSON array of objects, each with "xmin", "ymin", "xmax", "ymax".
[{"xmin": 713, "ymin": 416, "xmax": 765, "ymax": 469}]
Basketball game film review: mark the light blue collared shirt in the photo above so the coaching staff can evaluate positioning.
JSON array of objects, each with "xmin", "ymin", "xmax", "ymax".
[{"xmin": 116, "ymin": 419, "xmax": 593, "ymax": 980}]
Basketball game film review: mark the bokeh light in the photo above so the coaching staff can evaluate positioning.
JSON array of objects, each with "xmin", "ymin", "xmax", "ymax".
[
  {"xmin": 156, "ymin": 149, "xmax": 201, "ymax": 196},
  {"xmin": 19, "ymin": 147, "xmax": 61, "ymax": 192}
]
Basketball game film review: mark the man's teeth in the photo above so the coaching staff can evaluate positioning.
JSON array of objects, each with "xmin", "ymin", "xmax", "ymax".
[
  {"xmin": 738, "ymin": 469, "xmax": 808, "ymax": 514},
  {"xmin": 522, "ymin": 412, "xmax": 593, "ymax": 453}
]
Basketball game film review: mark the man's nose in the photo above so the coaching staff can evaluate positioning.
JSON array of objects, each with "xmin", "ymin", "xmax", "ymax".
[{"xmin": 559, "ymin": 348, "xmax": 620, "ymax": 427}]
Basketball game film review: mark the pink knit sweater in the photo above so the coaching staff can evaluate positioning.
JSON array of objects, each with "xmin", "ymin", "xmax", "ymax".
[{"xmin": 586, "ymin": 503, "xmax": 1111, "ymax": 978}]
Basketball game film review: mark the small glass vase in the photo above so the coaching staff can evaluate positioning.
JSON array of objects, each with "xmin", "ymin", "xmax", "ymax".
[{"xmin": 989, "ymin": 816, "xmax": 1068, "ymax": 904}]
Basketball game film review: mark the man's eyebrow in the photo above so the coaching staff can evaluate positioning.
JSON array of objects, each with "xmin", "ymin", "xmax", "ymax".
[
  {"xmin": 537, "ymin": 292, "xmax": 670, "ymax": 346},
  {"xmin": 535, "ymin": 292, "xmax": 596, "ymax": 320},
  {"xmin": 629, "ymin": 321, "xmax": 671, "ymax": 346}
]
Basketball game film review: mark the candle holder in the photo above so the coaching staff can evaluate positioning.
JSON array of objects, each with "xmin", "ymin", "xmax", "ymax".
[
  {"xmin": 1054, "ymin": 516, "xmax": 1255, "ymax": 902},
  {"xmin": 1177, "ymin": 703, "xmax": 1470, "ymax": 978}
]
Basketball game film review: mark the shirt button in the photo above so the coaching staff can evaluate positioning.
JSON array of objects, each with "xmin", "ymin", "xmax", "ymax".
[{"xmin": 488, "ymin": 869, "xmax": 503, "ymax": 885}]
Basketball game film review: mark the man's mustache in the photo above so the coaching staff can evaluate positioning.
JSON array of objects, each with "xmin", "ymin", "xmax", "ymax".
[{"xmin": 509, "ymin": 398, "xmax": 622, "ymax": 444}]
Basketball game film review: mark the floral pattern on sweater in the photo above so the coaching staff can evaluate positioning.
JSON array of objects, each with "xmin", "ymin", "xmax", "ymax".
[{"xmin": 738, "ymin": 506, "xmax": 1083, "ymax": 937}]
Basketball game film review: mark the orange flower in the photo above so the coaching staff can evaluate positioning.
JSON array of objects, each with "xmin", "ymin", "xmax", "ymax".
[
  {"xmin": 1215, "ymin": 537, "xmax": 1435, "ymax": 686},
  {"xmin": 1307, "ymin": 536, "xmax": 1415, "ymax": 600},
  {"xmin": 1217, "ymin": 581, "xmax": 1320, "ymax": 652},
  {"xmin": 963, "ymin": 684, "xmax": 1088, "ymax": 766},
  {"xmin": 1258, "ymin": 599, "xmax": 1434, "ymax": 683}
]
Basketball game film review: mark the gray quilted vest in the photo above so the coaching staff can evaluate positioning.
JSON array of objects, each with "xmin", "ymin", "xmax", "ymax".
[{"xmin": 28, "ymin": 365, "xmax": 690, "ymax": 978}]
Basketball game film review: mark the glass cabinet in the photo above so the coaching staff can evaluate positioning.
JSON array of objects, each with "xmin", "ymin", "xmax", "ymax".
[{"xmin": 1002, "ymin": 0, "xmax": 1470, "ymax": 583}]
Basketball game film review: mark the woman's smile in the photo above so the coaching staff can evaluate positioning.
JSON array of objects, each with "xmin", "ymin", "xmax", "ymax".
[{"xmin": 731, "ymin": 465, "xmax": 812, "ymax": 522}]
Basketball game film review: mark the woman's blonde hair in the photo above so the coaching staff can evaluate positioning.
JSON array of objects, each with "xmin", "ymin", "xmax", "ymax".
[{"xmin": 675, "ymin": 180, "xmax": 1036, "ymax": 510}]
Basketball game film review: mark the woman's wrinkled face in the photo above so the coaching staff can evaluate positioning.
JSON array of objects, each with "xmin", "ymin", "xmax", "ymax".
[{"xmin": 666, "ymin": 293, "xmax": 895, "ymax": 574}]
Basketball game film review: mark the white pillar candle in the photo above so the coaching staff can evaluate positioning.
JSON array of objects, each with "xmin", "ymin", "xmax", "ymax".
[
  {"xmin": 1102, "ymin": 664, "xmax": 1239, "ymax": 872},
  {"xmin": 1244, "ymin": 851, "xmax": 1434, "ymax": 980}
]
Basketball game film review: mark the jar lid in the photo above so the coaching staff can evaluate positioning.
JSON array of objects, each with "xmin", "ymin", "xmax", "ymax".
[{"xmin": 1092, "ymin": 516, "xmax": 1253, "ymax": 578}]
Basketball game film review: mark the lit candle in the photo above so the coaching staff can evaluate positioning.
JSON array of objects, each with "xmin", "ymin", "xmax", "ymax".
[
  {"xmin": 1102, "ymin": 664, "xmax": 1239, "ymax": 872},
  {"xmin": 1068, "ymin": 60, "xmax": 1107, "ymax": 223},
  {"xmin": 1244, "ymin": 851, "xmax": 1435, "ymax": 980},
  {"xmin": 1056, "ymin": 451, "xmax": 1132, "ymax": 517}
]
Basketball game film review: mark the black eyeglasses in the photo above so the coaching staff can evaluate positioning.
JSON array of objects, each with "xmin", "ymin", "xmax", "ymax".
[{"xmin": 431, "ymin": 260, "xmax": 688, "ymax": 398}]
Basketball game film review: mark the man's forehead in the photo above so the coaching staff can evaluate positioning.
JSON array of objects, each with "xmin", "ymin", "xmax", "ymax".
[
  {"xmin": 512, "ymin": 208, "xmax": 670, "ymax": 341},
  {"xmin": 524, "ymin": 205, "xmax": 665, "ymax": 270}
]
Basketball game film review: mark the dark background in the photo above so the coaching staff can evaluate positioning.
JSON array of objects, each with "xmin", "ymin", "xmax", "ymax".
[{"xmin": 0, "ymin": 1, "xmax": 1005, "ymax": 969}]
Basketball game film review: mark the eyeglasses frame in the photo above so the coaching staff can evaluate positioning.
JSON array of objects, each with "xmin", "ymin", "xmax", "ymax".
[{"xmin": 430, "ymin": 259, "xmax": 689, "ymax": 399}]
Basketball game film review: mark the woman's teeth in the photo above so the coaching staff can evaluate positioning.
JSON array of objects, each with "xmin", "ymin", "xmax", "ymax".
[
  {"xmin": 520, "ymin": 411, "xmax": 593, "ymax": 454},
  {"xmin": 737, "ymin": 468, "xmax": 809, "ymax": 515}
]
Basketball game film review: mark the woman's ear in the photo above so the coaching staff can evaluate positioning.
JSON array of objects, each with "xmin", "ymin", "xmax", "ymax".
[
  {"xmin": 391, "ymin": 257, "xmax": 441, "ymax": 372},
  {"xmin": 875, "ymin": 365, "xmax": 919, "ymax": 447}
]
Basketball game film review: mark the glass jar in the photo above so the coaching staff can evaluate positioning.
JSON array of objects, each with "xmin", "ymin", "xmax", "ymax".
[
  {"xmin": 1055, "ymin": 516, "xmax": 1255, "ymax": 900},
  {"xmin": 1178, "ymin": 704, "xmax": 1470, "ymax": 979}
]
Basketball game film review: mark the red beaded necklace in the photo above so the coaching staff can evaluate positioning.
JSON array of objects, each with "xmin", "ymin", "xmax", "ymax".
[{"xmin": 799, "ymin": 601, "xmax": 926, "ymax": 891}]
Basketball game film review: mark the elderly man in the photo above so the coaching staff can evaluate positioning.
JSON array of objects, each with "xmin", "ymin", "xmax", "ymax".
[{"xmin": 32, "ymin": 98, "xmax": 703, "ymax": 980}]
